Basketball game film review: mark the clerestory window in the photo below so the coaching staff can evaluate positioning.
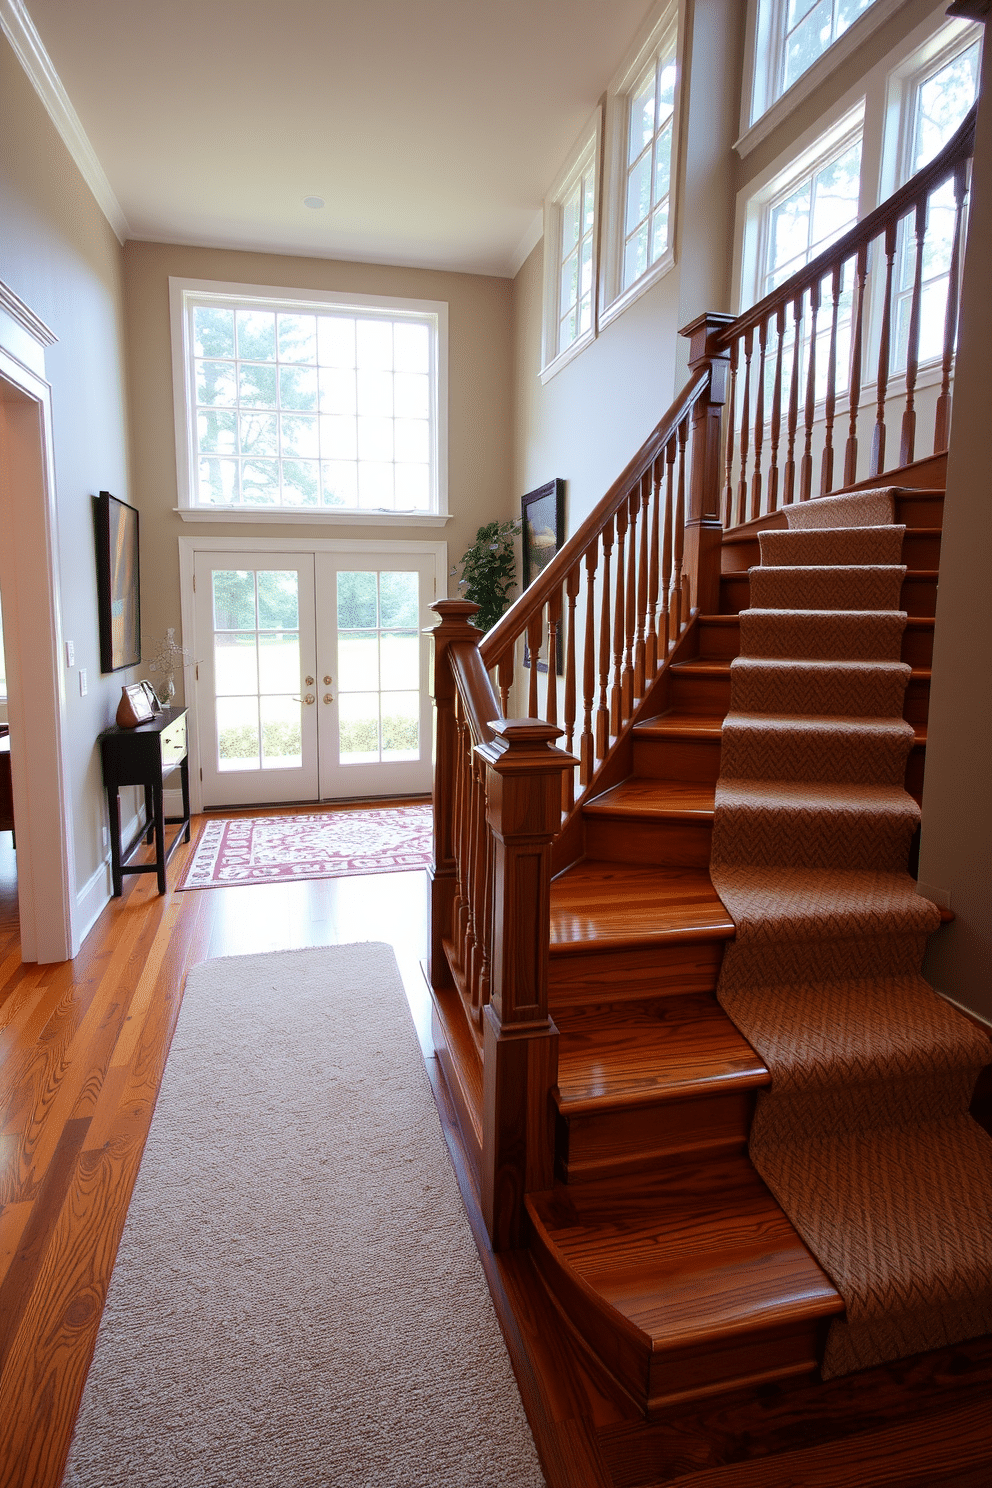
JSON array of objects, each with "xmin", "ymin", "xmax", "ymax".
[{"xmin": 170, "ymin": 280, "xmax": 447, "ymax": 521}]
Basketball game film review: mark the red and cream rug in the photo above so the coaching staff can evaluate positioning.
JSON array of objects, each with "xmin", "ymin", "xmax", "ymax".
[{"xmin": 177, "ymin": 804, "xmax": 433, "ymax": 889}]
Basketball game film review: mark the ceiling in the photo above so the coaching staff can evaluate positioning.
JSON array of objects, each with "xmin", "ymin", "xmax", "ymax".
[{"xmin": 24, "ymin": 0, "xmax": 656, "ymax": 277}]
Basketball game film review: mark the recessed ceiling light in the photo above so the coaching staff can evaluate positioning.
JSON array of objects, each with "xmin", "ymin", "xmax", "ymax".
[{"xmin": 303, "ymin": 196, "xmax": 325, "ymax": 210}]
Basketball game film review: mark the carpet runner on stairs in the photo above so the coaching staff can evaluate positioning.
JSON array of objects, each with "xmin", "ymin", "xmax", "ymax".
[{"xmin": 710, "ymin": 486, "xmax": 992, "ymax": 1379}]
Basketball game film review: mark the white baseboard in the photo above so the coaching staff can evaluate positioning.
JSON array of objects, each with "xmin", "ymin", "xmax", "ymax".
[{"xmin": 75, "ymin": 804, "xmax": 144, "ymax": 945}]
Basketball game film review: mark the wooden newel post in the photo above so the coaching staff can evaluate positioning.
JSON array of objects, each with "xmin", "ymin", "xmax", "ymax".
[
  {"xmin": 428, "ymin": 599, "xmax": 484, "ymax": 993},
  {"xmin": 680, "ymin": 312, "xmax": 734, "ymax": 616},
  {"xmin": 477, "ymin": 717, "xmax": 575, "ymax": 1249}
]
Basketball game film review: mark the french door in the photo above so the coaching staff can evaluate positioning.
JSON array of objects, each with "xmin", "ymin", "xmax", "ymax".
[{"xmin": 192, "ymin": 548, "xmax": 436, "ymax": 808}]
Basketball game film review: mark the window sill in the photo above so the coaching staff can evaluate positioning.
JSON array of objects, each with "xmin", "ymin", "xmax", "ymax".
[
  {"xmin": 539, "ymin": 326, "xmax": 596, "ymax": 385},
  {"xmin": 174, "ymin": 507, "xmax": 452, "ymax": 527},
  {"xmin": 599, "ymin": 245, "xmax": 676, "ymax": 333}
]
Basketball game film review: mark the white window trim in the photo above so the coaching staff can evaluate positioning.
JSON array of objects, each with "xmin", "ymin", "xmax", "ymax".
[
  {"xmin": 599, "ymin": 1, "xmax": 682, "ymax": 330},
  {"xmin": 878, "ymin": 16, "xmax": 982, "ymax": 202},
  {"xmin": 540, "ymin": 110, "xmax": 602, "ymax": 385},
  {"xmin": 177, "ymin": 534, "xmax": 447, "ymax": 816},
  {"xmin": 169, "ymin": 277, "xmax": 449, "ymax": 526},
  {"xmin": 737, "ymin": 0, "xmax": 912, "ymax": 159}
]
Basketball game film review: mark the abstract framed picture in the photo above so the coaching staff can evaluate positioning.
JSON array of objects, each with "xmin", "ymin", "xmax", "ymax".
[
  {"xmin": 96, "ymin": 490, "xmax": 141, "ymax": 673},
  {"xmin": 521, "ymin": 478, "xmax": 565, "ymax": 673}
]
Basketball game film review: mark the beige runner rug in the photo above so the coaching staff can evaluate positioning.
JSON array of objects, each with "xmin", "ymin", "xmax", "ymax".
[
  {"xmin": 62, "ymin": 943, "xmax": 545, "ymax": 1487},
  {"xmin": 710, "ymin": 487, "xmax": 992, "ymax": 1378}
]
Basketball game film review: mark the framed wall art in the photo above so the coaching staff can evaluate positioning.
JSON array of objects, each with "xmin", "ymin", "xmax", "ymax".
[
  {"xmin": 521, "ymin": 478, "xmax": 565, "ymax": 673},
  {"xmin": 96, "ymin": 490, "xmax": 141, "ymax": 673}
]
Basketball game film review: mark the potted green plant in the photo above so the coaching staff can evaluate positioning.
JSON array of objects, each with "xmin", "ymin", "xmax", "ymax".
[{"xmin": 453, "ymin": 519, "xmax": 520, "ymax": 633}]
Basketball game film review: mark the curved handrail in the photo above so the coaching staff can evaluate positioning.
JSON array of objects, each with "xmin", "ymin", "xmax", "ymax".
[
  {"xmin": 479, "ymin": 365, "xmax": 711, "ymax": 669},
  {"xmin": 719, "ymin": 102, "xmax": 977, "ymax": 347}
]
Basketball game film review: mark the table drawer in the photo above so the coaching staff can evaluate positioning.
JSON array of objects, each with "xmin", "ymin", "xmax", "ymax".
[{"xmin": 160, "ymin": 712, "xmax": 187, "ymax": 770}]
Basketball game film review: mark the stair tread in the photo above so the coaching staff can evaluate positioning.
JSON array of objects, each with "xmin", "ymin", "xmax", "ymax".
[
  {"xmin": 527, "ymin": 1157, "xmax": 843, "ymax": 1353},
  {"xmin": 586, "ymin": 778, "xmax": 716, "ymax": 819},
  {"xmin": 556, "ymin": 994, "xmax": 768, "ymax": 1112},
  {"xmin": 633, "ymin": 709, "xmax": 928, "ymax": 746},
  {"xmin": 550, "ymin": 862, "xmax": 734, "ymax": 949},
  {"xmin": 675, "ymin": 658, "xmax": 932, "ymax": 679},
  {"xmin": 700, "ymin": 614, "xmax": 936, "ymax": 628}
]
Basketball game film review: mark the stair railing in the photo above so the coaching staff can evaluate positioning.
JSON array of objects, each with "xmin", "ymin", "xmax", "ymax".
[{"xmin": 716, "ymin": 103, "xmax": 976, "ymax": 530}]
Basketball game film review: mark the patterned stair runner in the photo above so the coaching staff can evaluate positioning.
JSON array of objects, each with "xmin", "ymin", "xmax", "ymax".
[{"xmin": 710, "ymin": 486, "xmax": 992, "ymax": 1378}]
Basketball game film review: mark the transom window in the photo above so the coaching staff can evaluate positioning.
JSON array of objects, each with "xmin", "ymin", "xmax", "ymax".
[
  {"xmin": 622, "ymin": 36, "xmax": 677, "ymax": 291},
  {"xmin": 172, "ymin": 282, "xmax": 446, "ymax": 518},
  {"xmin": 780, "ymin": 0, "xmax": 876, "ymax": 95}
]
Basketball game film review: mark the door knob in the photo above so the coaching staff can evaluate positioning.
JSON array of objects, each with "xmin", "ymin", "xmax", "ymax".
[
  {"xmin": 323, "ymin": 692, "xmax": 334, "ymax": 703},
  {"xmin": 305, "ymin": 676, "xmax": 314, "ymax": 686},
  {"xmin": 323, "ymin": 675, "xmax": 332, "ymax": 685}
]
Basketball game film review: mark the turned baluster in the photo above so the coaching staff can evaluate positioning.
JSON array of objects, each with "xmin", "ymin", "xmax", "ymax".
[
  {"xmin": 870, "ymin": 222, "xmax": 898, "ymax": 477},
  {"xmin": 737, "ymin": 328, "xmax": 752, "ymax": 525},
  {"xmin": 821, "ymin": 261, "xmax": 842, "ymax": 494},
  {"xmin": 428, "ymin": 598, "xmax": 484, "ymax": 995},
  {"xmin": 661, "ymin": 437, "xmax": 675, "ymax": 652},
  {"xmin": 562, "ymin": 565, "xmax": 580, "ymax": 810},
  {"xmin": 935, "ymin": 159, "xmax": 968, "ymax": 452},
  {"xmin": 463, "ymin": 728, "xmax": 480, "ymax": 1001},
  {"xmin": 610, "ymin": 505, "xmax": 627, "ymax": 737},
  {"xmin": 580, "ymin": 548, "xmax": 596, "ymax": 784},
  {"xmin": 634, "ymin": 473, "xmax": 650, "ymax": 696},
  {"xmin": 645, "ymin": 460, "xmax": 661, "ymax": 675},
  {"xmin": 477, "ymin": 798, "xmax": 493, "ymax": 1010},
  {"xmin": 844, "ymin": 245, "xmax": 868, "ymax": 486},
  {"xmin": 901, "ymin": 197, "xmax": 928, "ymax": 467},
  {"xmin": 596, "ymin": 522, "xmax": 613, "ymax": 761},
  {"xmin": 724, "ymin": 339, "xmax": 739, "ymax": 527},
  {"xmin": 768, "ymin": 307, "xmax": 785, "ymax": 512},
  {"xmin": 497, "ymin": 653, "xmax": 512, "ymax": 718},
  {"xmin": 545, "ymin": 588, "xmax": 561, "ymax": 728},
  {"xmin": 671, "ymin": 421, "xmax": 687, "ymax": 637},
  {"xmin": 783, "ymin": 294, "xmax": 803, "ymax": 507},
  {"xmin": 454, "ymin": 698, "xmax": 472, "ymax": 964},
  {"xmin": 799, "ymin": 280, "xmax": 819, "ymax": 501},
  {"xmin": 622, "ymin": 489, "xmax": 638, "ymax": 720},
  {"xmin": 751, "ymin": 317, "xmax": 767, "ymax": 520},
  {"xmin": 526, "ymin": 612, "xmax": 542, "ymax": 718}
]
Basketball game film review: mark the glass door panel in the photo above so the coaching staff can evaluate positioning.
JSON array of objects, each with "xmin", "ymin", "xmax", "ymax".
[{"xmin": 194, "ymin": 553, "xmax": 317, "ymax": 807}]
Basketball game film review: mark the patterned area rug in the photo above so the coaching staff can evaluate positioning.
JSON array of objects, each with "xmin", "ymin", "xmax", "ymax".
[
  {"xmin": 711, "ymin": 487, "xmax": 992, "ymax": 1378},
  {"xmin": 177, "ymin": 804, "xmax": 433, "ymax": 889}
]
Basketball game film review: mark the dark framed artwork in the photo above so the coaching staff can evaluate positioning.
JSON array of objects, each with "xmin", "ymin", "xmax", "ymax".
[
  {"xmin": 96, "ymin": 490, "xmax": 141, "ymax": 673},
  {"xmin": 521, "ymin": 478, "xmax": 565, "ymax": 673}
]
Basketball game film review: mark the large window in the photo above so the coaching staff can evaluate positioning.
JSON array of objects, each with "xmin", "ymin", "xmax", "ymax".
[
  {"xmin": 621, "ymin": 37, "xmax": 678, "ymax": 292},
  {"xmin": 541, "ymin": 119, "xmax": 600, "ymax": 379},
  {"xmin": 171, "ymin": 281, "xmax": 447, "ymax": 519}
]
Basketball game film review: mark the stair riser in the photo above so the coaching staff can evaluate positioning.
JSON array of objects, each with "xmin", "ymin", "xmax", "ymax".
[
  {"xmin": 632, "ymin": 735, "xmax": 723, "ymax": 781},
  {"xmin": 549, "ymin": 940, "xmax": 726, "ymax": 1010},
  {"xmin": 700, "ymin": 621, "xmax": 934, "ymax": 668},
  {"xmin": 558, "ymin": 1089, "xmax": 755, "ymax": 1183},
  {"xmin": 719, "ymin": 573, "xmax": 936, "ymax": 617},
  {"xmin": 670, "ymin": 670, "xmax": 930, "ymax": 724},
  {"xmin": 584, "ymin": 814, "xmax": 713, "ymax": 868},
  {"xmin": 721, "ymin": 530, "xmax": 940, "ymax": 576}
]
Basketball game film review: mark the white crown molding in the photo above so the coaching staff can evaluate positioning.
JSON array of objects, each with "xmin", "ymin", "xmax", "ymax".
[
  {"xmin": 0, "ymin": 0, "xmax": 129, "ymax": 242},
  {"xmin": 509, "ymin": 210, "xmax": 544, "ymax": 278}
]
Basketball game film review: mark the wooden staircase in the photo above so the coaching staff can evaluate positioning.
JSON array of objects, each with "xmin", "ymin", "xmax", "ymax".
[{"xmin": 519, "ymin": 471, "xmax": 945, "ymax": 1411}]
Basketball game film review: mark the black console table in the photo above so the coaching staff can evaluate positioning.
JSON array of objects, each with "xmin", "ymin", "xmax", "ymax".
[{"xmin": 99, "ymin": 708, "xmax": 191, "ymax": 895}]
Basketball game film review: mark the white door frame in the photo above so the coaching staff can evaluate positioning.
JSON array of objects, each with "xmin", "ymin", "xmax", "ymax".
[
  {"xmin": 0, "ymin": 281, "xmax": 77, "ymax": 962},
  {"xmin": 178, "ymin": 535, "xmax": 447, "ymax": 815}
]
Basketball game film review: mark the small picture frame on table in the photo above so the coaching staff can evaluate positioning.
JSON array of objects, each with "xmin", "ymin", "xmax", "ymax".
[{"xmin": 521, "ymin": 478, "xmax": 565, "ymax": 674}]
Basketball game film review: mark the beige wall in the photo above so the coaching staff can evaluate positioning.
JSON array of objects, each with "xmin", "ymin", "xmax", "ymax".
[
  {"xmin": 511, "ymin": 0, "xmax": 744, "ymax": 537},
  {"xmin": 0, "ymin": 33, "xmax": 133, "ymax": 911},
  {"xmin": 123, "ymin": 240, "xmax": 514, "ymax": 685},
  {"xmin": 919, "ymin": 25, "xmax": 992, "ymax": 1025}
]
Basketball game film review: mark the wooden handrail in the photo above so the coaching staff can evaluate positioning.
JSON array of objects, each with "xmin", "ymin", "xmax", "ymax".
[
  {"xmin": 719, "ymin": 103, "xmax": 977, "ymax": 348},
  {"xmin": 479, "ymin": 366, "xmax": 711, "ymax": 669}
]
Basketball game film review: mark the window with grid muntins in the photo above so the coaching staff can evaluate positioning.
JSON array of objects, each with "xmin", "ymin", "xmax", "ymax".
[
  {"xmin": 622, "ymin": 35, "xmax": 677, "ymax": 291},
  {"xmin": 558, "ymin": 163, "xmax": 596, "ymax": 355},
  {"xmin": 894, "ymin": 37, "xmax": 980, "ymax": 369},
  {"xmin": 185, "ymin": 296, "xmax": 439, "ymax": 514},
  {"xmin": 779, "ymin": 0, "xmax": 877, "ymax": 97}
]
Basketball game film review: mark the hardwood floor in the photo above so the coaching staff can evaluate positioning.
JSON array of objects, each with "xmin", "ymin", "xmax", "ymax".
[{"xmin": 2, "ymin": 817, "xmax": 991, "ymax": 1488}]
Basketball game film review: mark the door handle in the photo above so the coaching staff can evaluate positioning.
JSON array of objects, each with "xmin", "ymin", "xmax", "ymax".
[
  {"xmin": 293, "ymin": 694, "xmax": 315, "ymax": 704},
  {"xmin": 323, "ymin": 692, "xmax": 334, "ymax": 703}
]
